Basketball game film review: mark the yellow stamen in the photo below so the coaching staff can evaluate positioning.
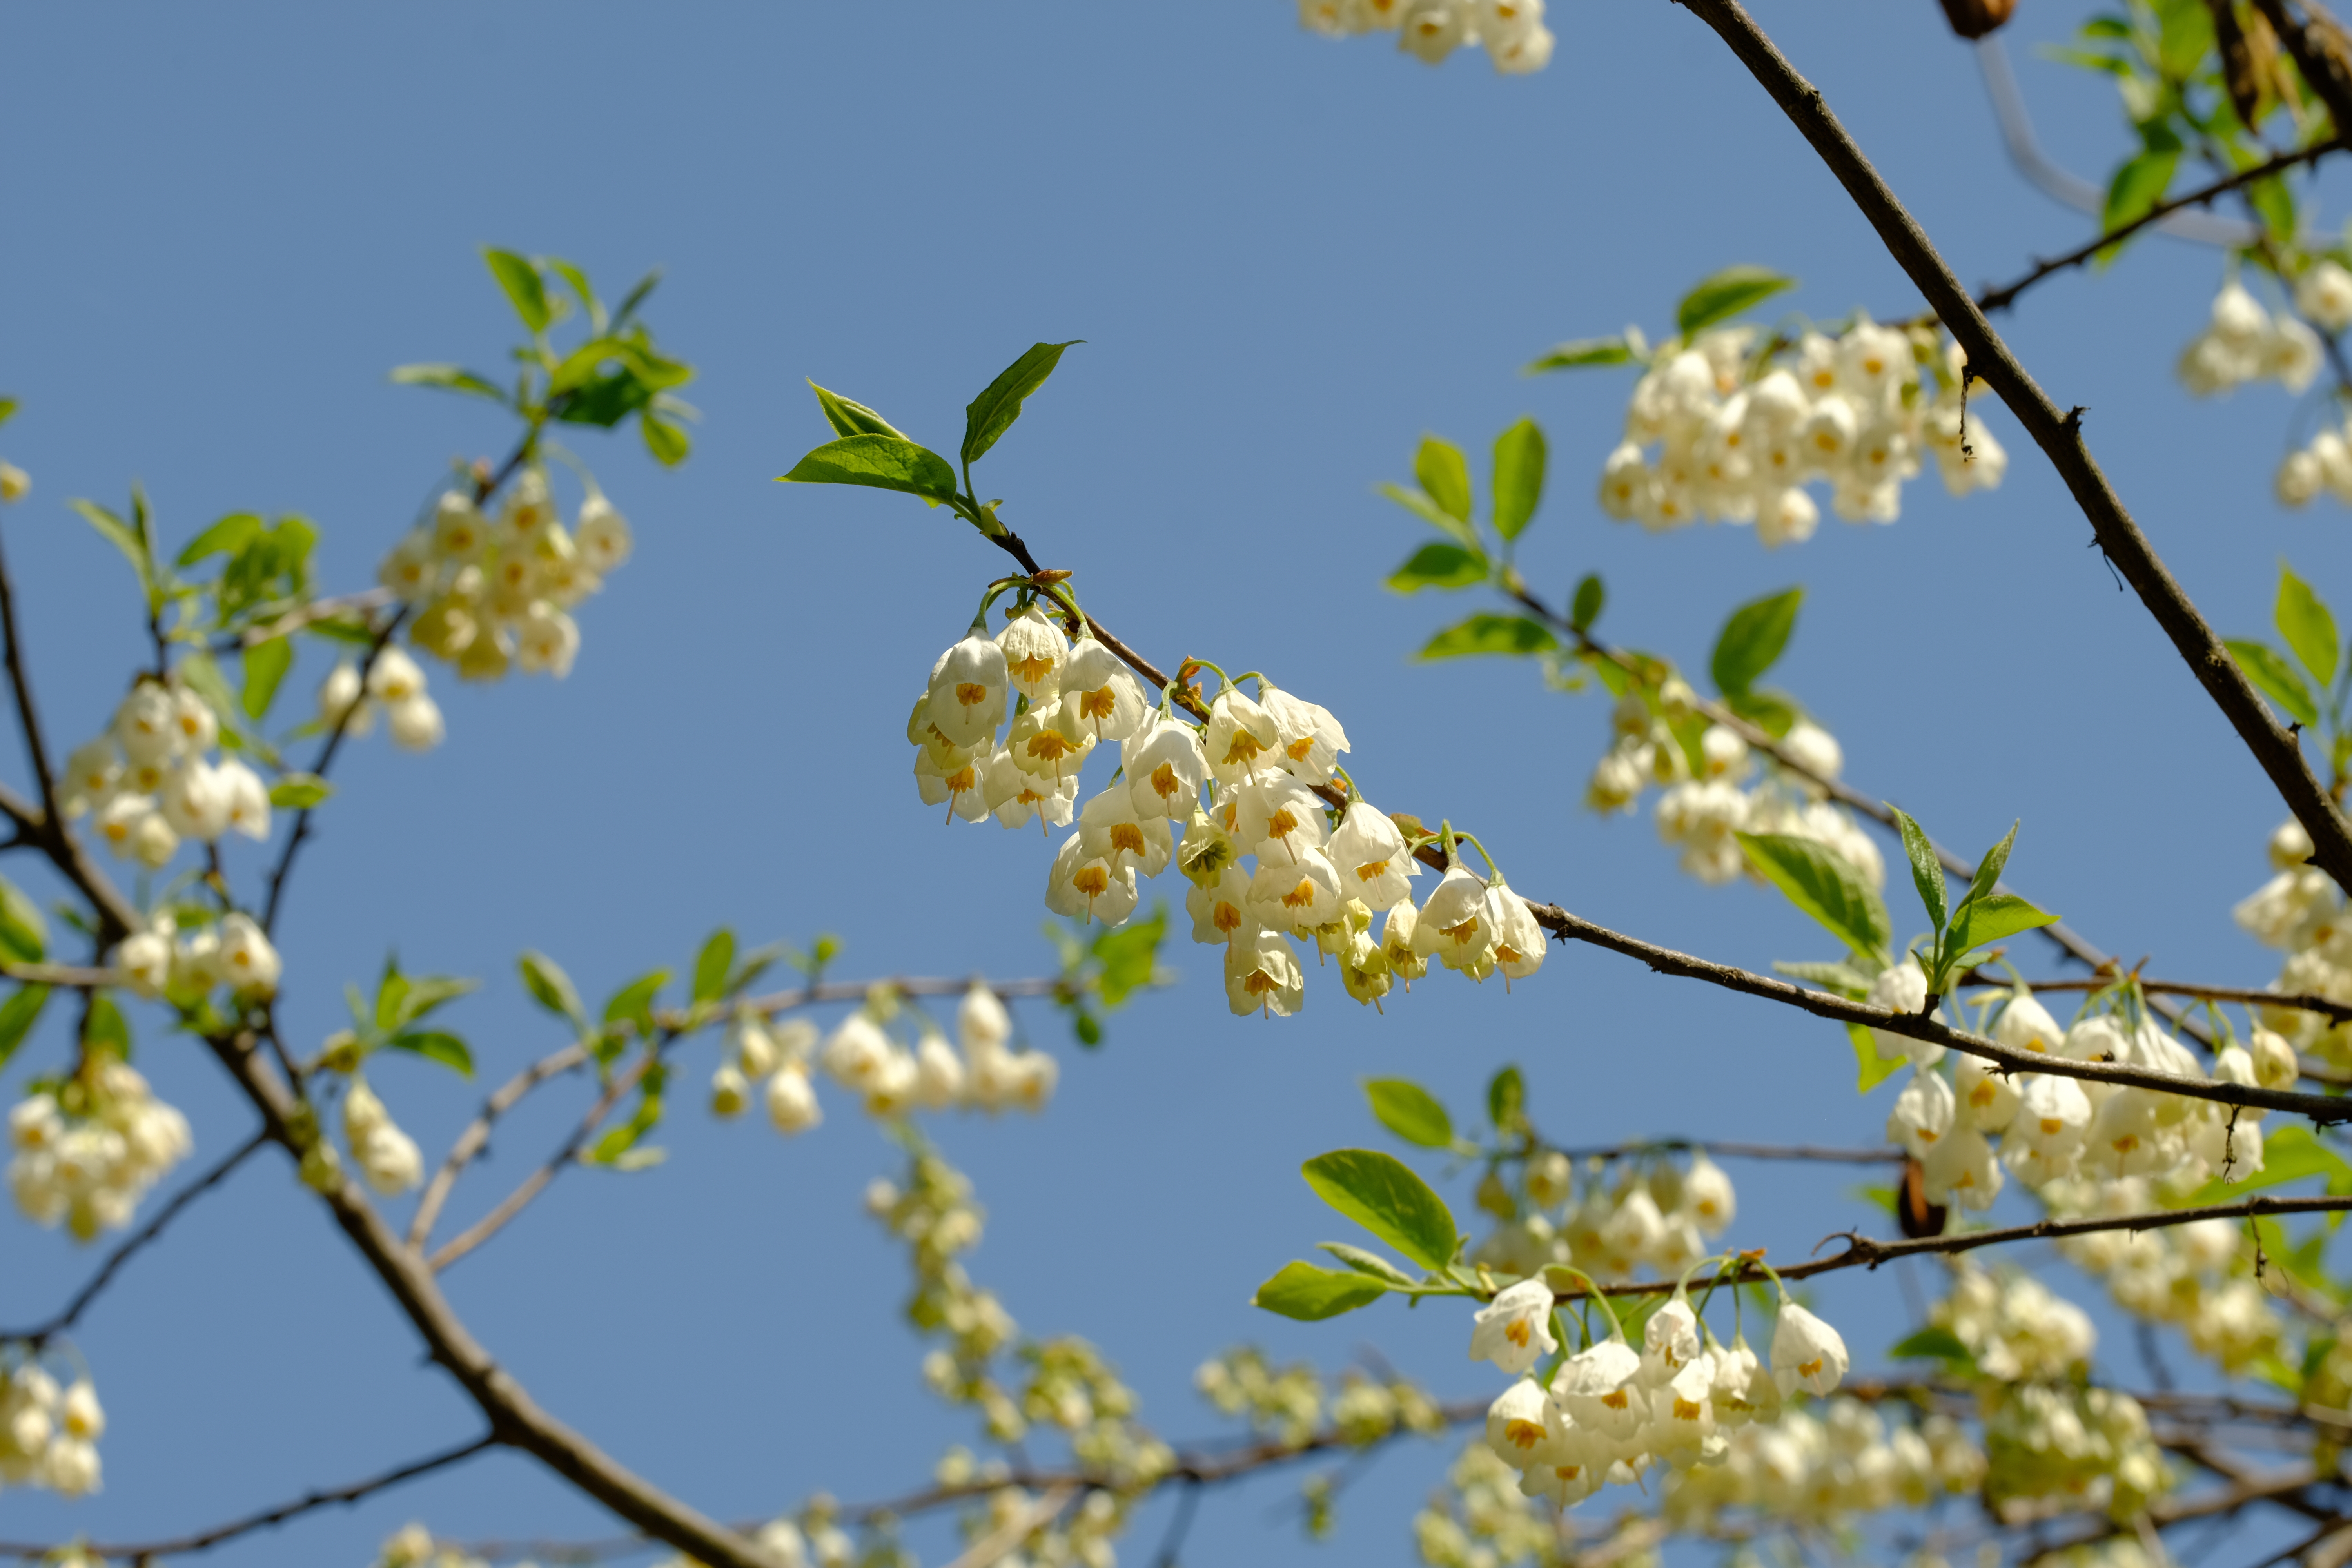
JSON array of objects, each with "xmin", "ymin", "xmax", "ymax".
[
  {"xmin": 1504, "ymin": 1419, "xmax": 1545, "ymax": 1451},
  {"xmin": 1222, "ymin": 732, "xmax": 1265, "ymax": 767},
  {"xmin": 1109, "ymin": 823, "xmax": 1145, "ymax": 859},
  {"xmin": 1441, "ymin": 917, "xmax": 1479, "ymax": 947},
  {"xmin": 1504, "ymin": 1320, "xmax": 1530, "ymax": 1348},
  {"xmin": 2039, "ymin": 1116, "xmax": 2063, "ymax": 1136},
  {"xmin": 955, "ymin": 681, "xmax": 989, "ymax": 709},
  {"xmin": 1150, "ymin": 762, "xmax": 1182, "ymax": 800},
  {"xmin": 1281, "ymin": 879, "xmax": 1318, "ymax": 911},
  {"xmin": 1213, "ymin": 901, "xmax": 1244, "ymax": 934},
  {"xmin": 1601, "ymin": 1390, "xmax": 1628, "ymax": 1412},
  {"xmin": 1011, "ymin": 653, "xmax": 1054, "ymax": 685},
  {"xmin": 1285, "ymin": 737, "xmax": 1314, "ymax": 762},
  {"xmin": 1354, "ymin": 859, "xmax": 1388, "ymax": 882},
  {"xmin": 1076, "ymin": 686, "xmax": 1116, "ymax": 723},
  {"xmin": 1673, "ymin": 1398, "xmax": 1703, "ymax": 1422}
]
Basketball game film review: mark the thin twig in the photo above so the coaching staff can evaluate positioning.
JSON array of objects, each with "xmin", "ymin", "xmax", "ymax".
[
  {"xmin": 259, "ymin": 603, "xmax": 409, "ymax": 935},
  {"xmin": 409, "ymin": 1043, "xmax": 589, "ymax": 1251},
  {"xmin": 2, "ymin": 1130, "xmax": 268, "ymax": 1345},
  {"xmin": 0, "ymin": 514, "xmax": 65, "ymax": 842},
  {"xmin": 232, "ymin": 586, "xmax": 397, "ymax": 650},
  {"xmin": 939, "ymin": 1482, "xmax": 1080, "ymax": 1568},
  {"xmin": 1675, "ymin": 0, "xmax": 2352, "ymax": 903},
  {"xmin": 1956, "ymin": 970, "xmax": 2352, "ymax": 1025},
  {"xmin": 1544, "ymin": 1137, "xmax": 1902, "ymax": 1166},
  {"xmin": 0, "ymin": 960, "xmax": 122, "ymax": 989},
  {"xmin": 0, "ymin": 1432, "xmax": 497, "ymax": 1562}
]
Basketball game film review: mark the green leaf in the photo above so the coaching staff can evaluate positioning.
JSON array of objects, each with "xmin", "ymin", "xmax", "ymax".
[
  {"xmin": 241, "ymin": 637, "xmax": 292, "ymax": 721},
  {"xmin": 1956, "ymin": 820, "xmax": 2019, "ymax": 915},
  {"xmin": 1251, "ymin": 1260, "xmax": 1390, "ymax": 1321},
  {"xmin": 0, "ymin": 397, "xmax": 16, "ymax": 428},
  {"xmin": 1525, "ymin": 336, "xmax": 1635, "ymax": 373},
  {"xmin": 174, "ymin": 654, "xmax": 243, "ymax": 737},
  {"xmin": 1737, "ymin": 832, "xmax": 1892, "ymax": 960},
  {"xmin": 2228, "ymin": 639, "xmax": 2320, "ymax": 728},
  {"xmin": 1889, "ymin": 1326, "xmax": 1976, "ymax": 1368},
  {"xmin": 1945, "ymin": 892, "xmax": 2060, "ymax": 956},
  {"xmin": 1300, "ymin": 1148, "xmax": 1460, "ymax": 1273},
  {"xmin": 1487, "ymin": 1065, "xmax": 1524, "ymax": 1131},
  {"xmin": 1377, "ymin": 483, "xmax": 1479, "ymax": 552},
  {"xmin": 779, "ymin": 435, "xmax": 962, "ymax": 507},
  {"xmin": 2277, "ymin": 565, "xmax": 2340, "ymax": 687},
  {"xmin": 1316, "ymin": 1241, "xmax": 1421, "ymax": 1286},
  {"xmin": 962, "ymin": 341, "xmax": 1080, "ymax": 466},
  {"xmin": 176, "ymin": 512, "xmax": 262, "ymax": 567},
  {"xmin": 1709, "ymin": 586, "xmax": 1802, "ymax": 697},
  {"xmin": 640, "ymin": 409, "xmax": 691, "ymax": 468},
  {"xmin": 518, "ymin": 950, "xmax": 585, "ymax": 1028},
  {"xmin": 1887, "ymin": 806, "xmax": 1947, "ymax": 935},
  {"xmin": 692, "ymin": 929, "xmax": 735, "ymax": 1005},
  {"xmin": 1569, "ymin": 573, "xmax": 1604, "ymax": 634},
  {"xmin": 388, "ymin": 364, "xmax": 508, "ymax": 404},
  {"xmin": 1490, "ymin": 419, "xmax": 1546, "ymax": 542},
  {"xmin": 1676, "ymin": 265, "xmax": 1795, "ymax": 337},
  {"xmin": 1849, "ymin": 1021, "xmax": 1908, "ymax": 1093},
  {"xmin": 808, "ymin": 380, "xmax": 906, "ymax": 440},
  {"xmin": 603, "ymin": 969, "xmax": 671, "ymax": 1034},
  {"xmin": 0, "ymin": 876, "xmax": 45, "ymax": 964},
  {"xmin": 384, "ymin": 1029, "xmax": 474, "ymax": 1077},
  {"xmin": 544, "ymin": 256, "xmax": 604, "ymax": 332},
  {"xmin": 1363, "ymin": 1078, "xmax": 1454, "ymax": 1149},
  {"xmin": 83, "ymin": 992, "xmax": 130, "ymax": 1060},
  {"xmin": 482, "ymin": 249, "xmax": 552, "ymax": 333},
  {"xmin": 1090, "ymin": 904, "xmax": 1166, "ymax": 1008},
  {"xmin": 1414, "ymin": 437, "xmax": 1474, "ymax": 526},
  {"xmin": 2250, "ymin": 176, "xmax": 2296, "ymax": 245},
  {"xmin": 2099, "ymin": 150, "xmax": 2180, "ymax": 256},
  {"xmin": 1722, "ymin": 688, "xmax": 1798, "ymax": 739},
  {"xmin": 0, "ymin": 985, "xmax": 49, "ymax": 1073},
  {"xmin": 1416, "ymin": 615, "xmax": 1558, "ymax": 661},
  {"xmin": 1385, "ymin": 542, "xmax": 1488, "ymax": 593},
  {"xmin": 69, "ymin": 499, "xmax": 155, "ymax": 605},
  {"xmin": 269, "ymin": 773, "xmax": 332, "ymax": 809}
]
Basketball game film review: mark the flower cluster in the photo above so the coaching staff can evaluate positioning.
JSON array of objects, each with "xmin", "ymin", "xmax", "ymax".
[
  {"xmin": 1298, "ymin": 0, "xmax": 1555, "ymax": 74},
  {"xmin": 376, "ymin": 1525, "xmax": 512, "ymax": 1568},
  {"xmin": 1474, "ymin": 1147, "xmax": 1739, "ymax": 1282},
  {"xmin": 1660, "ymin": 1397, "xmax": 1982, "ymax": 1530},
  {"xmin": 2176, "ymin": 279, "xmax": 2325, "ymax": 400},
  {"xmin": 9, "ymin": 1061, "xmax": 192, "ymax": 1240},
  {"xmin": 2046, "ymin": 1178, "xmax": 2284, "ymax": 1375},
  {"xmin": 1927, "ymin": 1260, "xmax": 2094, "ymax": 1383},
  {"xmin": 1981, "ymin": 1383, "xmax": 2165, "ymax": 1522},
  {"xmin": 712, "ymin": 983, "xmax": 1059, "ymax": 1132},
  {"xmin": 1411, "ymin": 1443, "xmax": 1568, "ymax": 1568},
  {"xmin": 315, "ymin": 647, "xmax": 446, "ymax": 755},
  {"xmin": 2234, "ymin": 820, "xmax": 2352, "ymax": 1068},
  {"xmin": 0, "ymin": 1357, "xmax": 103, "ymax": 1499},
  {"xmin": 910, "ymin": 604, "xmax": 1545, "ymax": 1018},
  {"xmin": 1193, "ymin": 1347, "xmax": 1442, "ymax": 1451},
  {"xmin": 340, "ymin": 1076, "xmax": 425, "ymax": 1197},
  {"xmin": 1470, "ymin": 1277, "xmax": 1851, "ymax": 1509},
  {"xmin": 1882, "ymin": 982, "xmax": 2269, "ymax": 1212},
  {"xmin": 1596, "ymin": 320, "xmax": 2005, "ymax": 546},
  {"xmin": 59, "ymin": 675, "xmax": 270, "ymax": 870},
  {"xmin": 376, "ymin": 470, "xmax": 629, "ymax": 686},
  {"xmin": 1587, "ymin": 699, "xmax": 1880, "ymax": 890},
  {"xmin": 115, "ymin": 909, "xmax": 283, "ymax": 1008}
]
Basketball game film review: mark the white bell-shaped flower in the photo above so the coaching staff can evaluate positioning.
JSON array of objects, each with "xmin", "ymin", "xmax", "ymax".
[
  {"xmin": 113, "ymin": 683, "xmax": 178, "ymax": 766},
  {"xmin": 1123, "ymin": 712, "xmax": 1208, "ymax": 820},
  {"xmin": 1683, "ymin": 1152, "xmax": 1735, "ymax": 1233},
  {"xmin": 1769, "ymin": 1303, "xmax": 1848, "ymax": 1396},
  {"xmin": 1487, "ymin": 882, "xmax": 1546, "ymax": 987},
  {"xmin": 995, "ymin": 604, "xmax": 1066, "ymax": 702},
  {"xmin": 216, "ymin": 913, "xmax": 281, "ymax": 998},
  {"xmin": 387, "ymin": 694, "xmax": 446, "ymax": 752},
  {"xmin": 766, "ymin": 1064, "xmax": 822, "ymax": 1134},
  {"xmin": 1412, "ymin": 864, "xmax": 1496, "ymax": 975},
  {"xmin": 1005, "ymin": 697, "xmax": 1094, "ymax": 783},
  {"xmin": 1224, "ymin": 927, "xmax": 1304, "ymax": 1018},
  {"xmin": 1257, "ymin": 679, "xmax": 1349, "ymax": 782},
  {"xmin": 1247, "ymin": 848, "xmax": 1343, "ymax": 937},
  {"xmin": 1055, "ymin": 637, "xmax": 1146, "ymax": 743},
  {"xmin": 1380, "ymin": 900, "xmax": 1426, "ymax": 987},
  {"xmin": 1992, "ymin": 991, "xmax": 2066, "ymax": 1056},
  {"xmin": 1923, "ymin": 1126, "xmax": 2003, "ymax": 1210},
  {"xmin": 1045, "ymin": 833, "xmax": 1140, "ymax": 926},
  {"xmin": 216, "ymin": 758, "xmax": 271, "ymax": 841},
  {"xmin": 983, "ymin": 750, "xmax": 1076, "ymax": 833},
  {"xmin": 1077, "ymin": 785, "xmax": 1174, "ymax": 879},
  {"xmin": 1203, "ymin": 687, "xmax": 1280, "ymax": 785},
  {"xmin": 924, "ymin": 633, "xmax": 1010, "ymax": 748},
  {"xmin": 1326, "ymin": 802, "xmax": 1418, "ymax": 910},
  {"xmin": 820, "ymin": 1014, "xmax": 893, "ymax": 1093},
  {"xmin": 1186, "ymin": 865, "xmax": 1255, "ymax": 946},
  {"xmin": 1233, "ymin": 774, "xmax": 1330, "ymax": 865},
  {"xmin": 1483, "ymin": 1377, "xmax": 1558, "ymax": 1469},
  {"xmin": 958, "ymin": 983, "xmax": 1013, "ymax": 1054},
  {"xmin": 710, "ymin": 1063, "xmax": 751, "ymax": 1118},
  {"xmin": 157, "ymin": 759, "xmax": 230, "ymax": 842},
  {"xmin": 1886, "ymin": 1066, "xmax": 1954, "ymax": 1160},
  {"xmin": 1953, "ymin": 1054, "xmax": 2019, "ymax": 1133},
  {"xmin": 1470, "ymin": 1278, "xmax": 1558, "ymax": 1375},
  {"xmin": 1551, "ymin": 1336, "xmax": 1646, "ymax": 1445},
  {"xmin": 914, "ymin": 1034, "xmax": 966, "ymax": 1109},
  {"xmin": 1866, "ymin": 957, "xmax": 1942, "ymax": 1067}
]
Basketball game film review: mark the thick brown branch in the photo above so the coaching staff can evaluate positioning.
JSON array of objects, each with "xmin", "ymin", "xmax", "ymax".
[
  {"xmin": 0, "ymin": 1433, "xmax": 497, "ymax": 1563},
  {"xmin": 1673, "ymin": 0, "xmax": 2352, "ymax": 898},
  {"xmin": 197, "ymin": 1030, "xmax": 778, "ymax": 1568},
  {"xmin": 3, "ymin": 1129, "xmax": 268, "ymax": 1345},
  {"xmin": 1977, "ymin": 137, "xmax": 2345, "ymax": 314},
  {"xmin": 2250, "ymin": 0, "xmax": 2352, "ymax": 136}
]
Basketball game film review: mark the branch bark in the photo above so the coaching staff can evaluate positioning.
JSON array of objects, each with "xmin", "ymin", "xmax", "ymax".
[{"xmin": 1672, "ymin": 0, "xmax": 2352, "ymax": 899}]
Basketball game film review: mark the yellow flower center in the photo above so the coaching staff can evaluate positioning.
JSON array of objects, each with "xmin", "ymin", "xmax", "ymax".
[
  {"xmin": 1109, "ymin": 823, "xmax": 1146, "ymax": 860},
  {"xmin": 1285, "ymin": 737, "xmax": 1314, "ymax": 763},
  {"xmin": 1442, "ymin": 917, "xmax": 1479, "ymax": 947},
  {"xmin": 955, "ymin": 682, "xmax": 989, "ymax": 709},
  {"xmin": 1150, "ymin": 762, "xmax": 1183, "ymax": 800},
  {"xmin": 1280, "ymin": 879, "xmax": 1318, "ymax": 911},
  {"xmin": 1504, "ymin": 1319, "xmax": 1530, "ymax": 1348},
  {"xmin": 1504, "ymin": 1419, "xmax": 1545, "ymax": 1451},
  {"xmin": 1010, "ymin": 653, "xmax": 1054, "ymax": 686}
]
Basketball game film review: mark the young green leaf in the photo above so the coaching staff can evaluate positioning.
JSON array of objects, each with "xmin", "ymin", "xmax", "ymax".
[
  {"xmin": 482, "ymin": 249, "xmax": 552, "ymax": 333},
  {"xmin": 519, "ymin": 951, "xmax": 586, "ymax": 1026},
  {"xmin": 962, "ymin": 342, "xmax": 1081, "ymax": 468},
  {"xmin": 1722, "ymin": 688, "xmax": 1798, "ymax": 739},
  {"xmin": 269, "ymin": 774, "xmax": 332, "ymax": 809},
  {"xmin": 0, "ymin": 397, "xmax": 16, "ymax": 427},
  {"xmin": 692, "ymin": 929, "xmax": 736, "ymax": 1005},
  {"xmin": 603, "ymin": 969, "xmax": 672, "ymax": 1034},
  {"xmin": 1363, "ymin": 1078, "xmax": 1454, "ymax": 1149},
  {"xmin": 1848, "ymin": 1021, "xmax": 1907, "ymax": 1093},
  {"xmin": 1958, "ymin": 820, "xmax": 2019, "ymax": 913},
  {"xmin": 1091, "ymin": 905, "xmax": 1166, "ymax": 1008},
  {"xmin": 1569, "ymin": 573, "xmax": 1605, "ymax": 633},
  {"xmin": 1316, "ymin": 1241, "xmax": 1422, "ymax": 1286},
  {"xmin": 1300, "ymin": 1149, "xmax": 1460, "ymax": 1273},
  {"xmin": 1251, "ymin": 1261, "xmax": 1390, "ymax": 1321},
  {"xmin": 83, "ymin": 993, "xmax": 130, "ymax": 1060},
  {"xmin": 0, "ymin": 985, "xmax": 49, "ymax": 1073},
  {"xmin": 1486, "ymin": 1065, "xmax": 1524, "ymax": 1132},
  {"xmin": 242, "ymin": 637, "xmax": 293, "ymax": 721},
  {"xmin": 69, "ymin": 499, "xmax": 156, "ymax": 606},
  {"xmin": 1490, "ymin": 418, "xmax": 1547, "ymax": 542},
  {"xmin": 808, "ymin": 381, "xmax": 906, "ymax": 440},
  {"xmin": 640, "ymin": 409, "xmax": 691, "ymax": 468},
  {"xmin": 2100, "ymin": 149, "xmax": 2180, "ymax": 252},
  {"xmin": 1377, "ymin": 482, "xmax": 1481, "ymax": 552},
  {"xmin": 1524, "ymin": 336, "xmax": 1635, "ymax": 373},
  {"xmin": 0, "ymin": 875, "xmax": 45, "ymax": 964},
  {"xmin": 385, "ymin": 1030, "xmax": 474, "ymax": 1077},
  {"xmin": 779, "ymin": 435, "xmax": 962, "ymax": 507},
  {"xmin": 1385, "ymin": 543, "xmax": 1488, "ymax": 593},
  {"xmin": 1708, "ymin": 586, "xmax": 1802, "ymax": 696},
  {"xmin": 174, "ymin": 654, "xmax": 243, "ymax": 738},
  {"xmin": 1414, "ymin": 436, "xmax": 1475, "ymax": 526},
  {"xmin": 1736, "ymin": 833, "xmax": 1891, "ymax": 960},
  {"xmin": 1676, "ymin": 265, "xmax": 1795, "ymax": 337},
  {"xmin": 388, "ymin": 364, "xmax": 508, "ymax": 404},
  {"xmin": 2225, "ymin": 639, "xmax": 2319, "ymax": 728},
  {"xmin": 1416, "ymin": 615, "xmax": 1558, "ymax": 660},
  {"xmin": 1888, "ymin": 1326, "xmax": 1976, "ymax": 1369},
  {"xmin": 1887, "ymin": 807, "xmax": 1947, "ymax": 935},
  {"xmin": 177, "ymin": 512, "xmax": 263, "ymax": 567},
  {"xmin": 1944, "ymin": 892, "xmax": 2060, "ymax": 957},
  {"xmin": 2277, "ymin": 564, "xmax": 2340, "ymax": 688}
]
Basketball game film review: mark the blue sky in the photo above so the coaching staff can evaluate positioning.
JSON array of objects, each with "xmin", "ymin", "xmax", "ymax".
[{"xmin": 0, "ymin": 3, "xmax": 2345, "ymax": 1565}]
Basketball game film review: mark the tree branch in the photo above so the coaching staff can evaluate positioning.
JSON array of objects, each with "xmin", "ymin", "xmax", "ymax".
[
  {"xmin": 2, "ymin": 1129, "xmax": 268, "ymax": 1346},
  {"xmin": 1672, "ymin": 0, "xmax": 2352, "ymax": 899},
  {"xmin": 1542, "ymin": 1136, "xmax": 1901, "ymax": 1165},
  {"xmin": 0, "ymin": 1432, "xmax": 498, "ymax": 1563},
  {"xmin": 1956, "ymin": 970, "xmax": 2352, "ymax": 1025},
  {"xmin": 0, "ymin": 514, "xmax": 65, "ymax": 843},
  {"xmin": 408, "ymin": 1042, "xmax": 590, "ymax": 1251},
  {"xmin": 196, "ymin": 1029, "xmax": 780, "ymax": 1568},
  {"xmin": 260, "ymin": 603, "xmax": 409, "ymax": 935}
]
